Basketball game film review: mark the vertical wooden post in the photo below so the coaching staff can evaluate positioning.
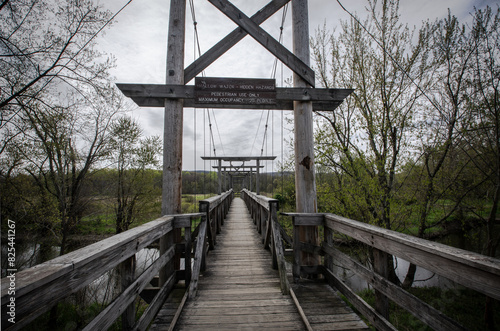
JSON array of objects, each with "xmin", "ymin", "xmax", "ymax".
[
  {"xmin": 217, "ymin": 159, "xmax": 222, "ymax": 194},
  {"xmin": 292, "ymin": 0, "xmax": 319, "ymax": 272},
  {"xmin": 184, "ymin": 218, "xmax": 192, "ymax": 288},
  {"xmin": 249, "ymin": 170, "xmax": 253, "ymax": 192},
  {"xmin": 292, "ymin": 217, "xmax": 301, "ymax": 282},
  {"xmin": 256, "ymin": 160, "xmax": 260, "ymax": 195},
  {"xmin": 373, "ymin": 248, "xmax": 390, "ymax": 319},
  {"xmin": 223, "ymin": 170, "xmax": 227, "ymax": 191},
  {"xmin": 120, "ymin": 256, "xmax": 136, "ymax": 330},
  {"xmin": 160, "ymin": 0, "xmax": 186, "ymax": 286},
  {"xmin": 324, "ymin": 226, "xmax": 334, "ymax": 272}
]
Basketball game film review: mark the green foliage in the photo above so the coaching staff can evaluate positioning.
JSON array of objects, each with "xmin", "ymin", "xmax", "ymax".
[{"xmin": 358, "ymin": 287, "xmax": 500, "ymax": 331}]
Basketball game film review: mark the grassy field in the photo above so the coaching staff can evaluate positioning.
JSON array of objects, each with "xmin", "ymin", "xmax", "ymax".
[{"xmin": 75, "ymin": 194, "xmax": 216, "ymax": 237}]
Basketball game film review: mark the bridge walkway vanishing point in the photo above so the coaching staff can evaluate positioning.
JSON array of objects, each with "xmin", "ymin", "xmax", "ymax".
[{"xmin": 150, "ymin": 197, "xmax": 368, "ymax": 330}]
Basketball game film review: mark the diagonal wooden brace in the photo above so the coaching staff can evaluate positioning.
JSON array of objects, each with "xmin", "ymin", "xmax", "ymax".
[
  {"xmin": 206, "ymin": 0, "xmax": 315, "ymax": 87},
  {"xmin": 185, "ymin": 0, "xmax": 291, "ymax": 83}
]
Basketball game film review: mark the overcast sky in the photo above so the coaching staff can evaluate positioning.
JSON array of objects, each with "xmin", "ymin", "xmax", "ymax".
[{"xmin": 97, "ymin": 0, "xmax": 496, "ymax": 171}]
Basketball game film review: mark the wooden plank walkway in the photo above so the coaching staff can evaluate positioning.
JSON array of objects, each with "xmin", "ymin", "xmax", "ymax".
[
  {"xmin": 150, "ymin": 197, "xmax": 368, "ymax": 330},
  {"xmin": 291, "ymin": 281, "xmax": 369, "ymax": 331}
]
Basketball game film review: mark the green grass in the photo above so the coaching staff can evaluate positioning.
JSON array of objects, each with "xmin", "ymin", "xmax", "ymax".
[
  {"xmin": 75, "ymin": 194, "xmax": 216, "ymax": 236},
  {"xmin": 77, "ymin": 214, "xmax": 116, "ymax": 235}
]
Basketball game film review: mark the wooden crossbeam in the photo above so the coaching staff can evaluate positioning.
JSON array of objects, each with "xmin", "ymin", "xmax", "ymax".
[
  {"xmin": 184, "ymin": 0, "xmax": 290, "ymax": 83},
  {"xmin": 214, "ymin": 166, "xmax": 264, "ymax": 169},
  {"xmin": 201, "ymin": 156, "xmax": 276, "ymax": 161},
  {"xmin": 116, "ymin": 83, "xmax": 353, "ymax": 111},
  {"xmin": 206, "ymin": 0, "xmax": 315, "ymax": 87}
]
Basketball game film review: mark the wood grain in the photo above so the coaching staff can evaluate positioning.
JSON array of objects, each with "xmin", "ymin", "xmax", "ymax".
[{"xmin": 153, "ymin": 198, "xmax": 305, "ymax": 330}]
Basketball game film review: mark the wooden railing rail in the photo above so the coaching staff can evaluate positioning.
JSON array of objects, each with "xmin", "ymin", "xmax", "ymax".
[
  {"xmin": 158, "ymin": 190, "xmax": 234, "ymax": 331},
  {"xmin": 241, "ymin": 189, "xmax": 289, "ymax": 294},
  {"xmin": 1, "ymin": 213, "xmax": 206, "ymax": 331},
  {"xmin": 282, "ymin": 212, "xmax": 500, "ymax": 331},
  {"xmin": 199, "ymin": 189, "xmax": 234, "ymax": 250}
]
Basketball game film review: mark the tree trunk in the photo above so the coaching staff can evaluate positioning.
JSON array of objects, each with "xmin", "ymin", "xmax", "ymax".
[{"xmin": 402, "ymin": 263, "xmax": 417, "ymax": 289}]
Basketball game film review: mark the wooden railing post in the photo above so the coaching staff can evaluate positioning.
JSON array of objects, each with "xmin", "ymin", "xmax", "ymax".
[
  {"xmin": 181, "ymin": 217, "xmax": 192, "ymax": 288},
  {"xmin": 324, "ymin": 225, "xmax": 333, "ymax": 272},
  {"xmin": 373, "ymin": 248, "xmax": 389, "ymax": 319},
  {"xmin": 270, "ymin": 201, "xmax": 289, "ymax": 294},
  {"xmin": 120, "ymin": 256, "xmax": 136, "ymax": 330},
  {"xmin": 199, "ymin": 201, "xmax": 215, "ymax": 250},
  {"xmin": 159, "ymin": 230, "xmax": 174, "ymax": 287},
  {"xmin": 292, "ymin": 217, "xmax": 301, "ymax": 282},
  {"xmin": 189, "ymin": 215, "xmax": 208, "ymax": 298}
]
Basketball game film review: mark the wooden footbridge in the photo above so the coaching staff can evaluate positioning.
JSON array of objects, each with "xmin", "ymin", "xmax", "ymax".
[
  {"xmin": 3, "ymin": 189, "xmax": 500, "ymax": 330},
  {"xmin": 3, "ymin": 0, "xmax": 500, "ymax": 329}
]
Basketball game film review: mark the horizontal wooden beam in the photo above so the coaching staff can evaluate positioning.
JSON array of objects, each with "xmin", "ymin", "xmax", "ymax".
[
  {"xmin": 1, "ymin": 216, "xmax": 175, "ymax": 328},
  {"xmin": 325, "ymin": 214, "xmax": 500, "ymax": 301},
  {"xmin": 117, "ymin": 84, "xmax": 352, "ymax": 101},
  {"xmin": 202, "ymin": 156, "xmax": 276, "ymax": 161},
  {"xmin": 215, "ymin": 166, "xmax": 265, "ymax": 169},
  {"xmin": 116, "ymin": 83, "xmax": 352, "ymax": 111},
  {"xmin": 184, "ymin": 0, "xmax": 291, "ymax": 83}
]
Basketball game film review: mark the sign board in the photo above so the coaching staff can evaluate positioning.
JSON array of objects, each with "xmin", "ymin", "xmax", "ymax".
[{"xmin": 195, "ymin": 77, "xmax": 276, "ymax": 106}]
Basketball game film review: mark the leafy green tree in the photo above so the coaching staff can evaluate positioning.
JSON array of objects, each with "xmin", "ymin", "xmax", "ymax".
[
  {"xmin": 311, "ymin": 0, "xmax": 430, "ymax": 286},
  {"xmin": 109, "ymin": 116, "xmax": 161, "ymax": 233}
]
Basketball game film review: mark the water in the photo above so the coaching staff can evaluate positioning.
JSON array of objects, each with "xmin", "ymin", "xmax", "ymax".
[{"xmin": 1, "ymin": 240, "xmax": 161, "ymax": 305}]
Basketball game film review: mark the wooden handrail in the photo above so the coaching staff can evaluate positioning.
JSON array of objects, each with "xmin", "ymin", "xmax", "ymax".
[
  {"xmin": 199, "ymin": 189, "xmax": 234, "ymax": 249},
  {"xmin": 0, "ymin": 213, "xmax": 205, "ymax": 331},
  {"xmin": 241, "ymin": 189, "xmax": 289, "ymax": 294},
  {"xmin": 282, "ymin": 212, "xmax": 500, "ymax": 331},
  {"xmin": 324, "ymin": 213, "xmax": 500, "ymax": 300}
]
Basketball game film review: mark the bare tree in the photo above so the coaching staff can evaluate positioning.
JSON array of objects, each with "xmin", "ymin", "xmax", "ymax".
[
  {"xmin": 15, "ymin": 88, "xmax": 122, "ymax": 255},
  {"xmin": 0, "ymin": 0, "xmax": 115, "ymax": 155},
  {"xmin": 468, "ymin": 7, "xmax": 500, "ymax": 329}
]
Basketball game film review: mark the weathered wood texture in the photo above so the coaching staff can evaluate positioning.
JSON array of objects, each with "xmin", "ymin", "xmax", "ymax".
[
  {"xmin": 116, "ymin": 84, "xmax": 352, "ymax": 102},
  {"xmin": 199, "ymin": 189, "xmax": 234, "ymax": 249},
  {"xmin": 207, "ymin": 0, "xmax": 314, "ymax": 87},
  {"xmin": 324, "ymin": 214, "xmax": 500, "ymax": 301},
  {"xmin": 115, "ymin": 83, "xmax": 353, "ymax": 111},
  {"xmin": 291, "ymin": 281, "xmax": 370, "ymax": 331},
  {"xmin": 242, "ymin": 192, "xmax": 368, "ymax": 330},
  {"xmin": 0, "ymin": 214, "xmax": 205, "ymax": 331},
  {"xmin": 322, "ymin": 244, "xmax": 465, "ymax": 331},
  {"xmin": 162, "ymin": 0, "xmax": 185, "ymax": 216},
  {"xmin": 184, "ymin": 0, "xmax": 290, "ymax": 83},
  {"xmin": 283, "ymin": 211, "xmax": 500, "ymax": 331},
  {"xmin": 155, "ymin": 198, "xmax": 305, "ymax": 330},
  {"xmin": 291, "ymin": 0, "xmax": 320, "ymax": 274},
  {"xmin": 241, "ymin": 189, "xmax": 289, "ymax": 293},
  {"xmin": 148, "ymin": 286, "xmax": 186, "ymax": 331}
]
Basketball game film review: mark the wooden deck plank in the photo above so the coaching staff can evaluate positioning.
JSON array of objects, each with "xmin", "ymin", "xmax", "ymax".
[
  {"xmin": 291, "ymin": 281, "xmax": 370, "ymax": 331},
  {"xmin": 151, "ymin": 198, "xmax": 305, "ymax": 330},
  {"xmin": 151, "ymin": 198, "xmax": 369, "ymax": 330}
]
